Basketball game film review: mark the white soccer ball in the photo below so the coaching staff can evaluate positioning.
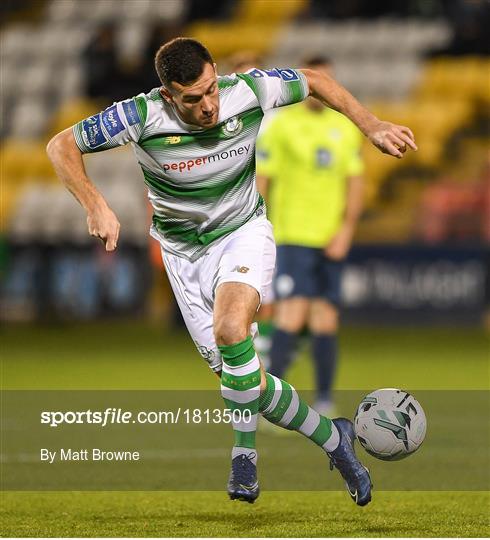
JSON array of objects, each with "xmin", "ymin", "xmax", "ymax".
[{"xmin": 354, "ymin": 388, "xmax": 427, "ymax": 461}]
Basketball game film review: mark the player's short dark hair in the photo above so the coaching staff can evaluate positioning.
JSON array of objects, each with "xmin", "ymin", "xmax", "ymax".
[
  {"xmin": 154, "ymin": 37, "xmax": 214, "ymax": 88},
  {"xmin": 302, "ymin": 54, "xmax": 332, "ymax": 68}
]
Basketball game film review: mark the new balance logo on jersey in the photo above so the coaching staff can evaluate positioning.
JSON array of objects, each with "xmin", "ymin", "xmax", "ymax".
[{"xmin": 162, "ymin": 143, "xmax": 251, "ymax": 173}]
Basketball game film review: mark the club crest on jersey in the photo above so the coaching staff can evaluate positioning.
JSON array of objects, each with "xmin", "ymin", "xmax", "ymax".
[
  {"xmin": 222, "ymin": 116, "xmax": 243, "ymax": 138},
  {"xmin": 316, "ymin": 148, "xmax": 332, "ymax": 167}
]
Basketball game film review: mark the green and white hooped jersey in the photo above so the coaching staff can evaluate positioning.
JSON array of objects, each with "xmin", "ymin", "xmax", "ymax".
[{"xmin": 73, "ymin": 68, "xmax": 309, "ymax": 261}]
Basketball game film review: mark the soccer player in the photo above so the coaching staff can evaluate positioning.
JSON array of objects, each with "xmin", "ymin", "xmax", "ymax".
[
  {"xmin": 256, "ymin": 55, "xmax": 364, "ymax": 415},
  {"xmin": 47, "ymin": 38, "xmax": 417, "ymax": 506}
]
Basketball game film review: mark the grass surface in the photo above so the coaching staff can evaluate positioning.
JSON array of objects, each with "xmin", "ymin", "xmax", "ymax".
[
  {"xmin": 2, "ymin": 323, "xmax": 488, "ymax": 390},
  {"xmin": 1, "ymin": 491, "xmax": 489, "ymax": 537},
  {"xmin": 1, "ymin": 322, "xmax": 489, "ymax": 537}
]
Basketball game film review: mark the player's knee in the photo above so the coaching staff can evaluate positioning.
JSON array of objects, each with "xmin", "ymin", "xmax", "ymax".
[
  {"xmin": 214, "ymin": 318, "xmax": 248, "ymax": 346},
  {"xmin": 309, "ymin": 301, "xmax": 339, "ymax": 333},
  {"xmin": 276, "ymin": 318, "xmax": 305, "ymax": 334},
  {"xmin": 310, "ymin": 321, "xmax": 338, "ymax": 334},
  {"xmin": 275, "ymin": 311, "xmax": 307, "ymax": 334},
  {"xmin": 274, "ymin": 299, "xmax": 309, "ymax": 333}
]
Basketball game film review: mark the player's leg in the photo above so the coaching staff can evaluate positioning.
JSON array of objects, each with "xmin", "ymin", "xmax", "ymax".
[
  {"xmin": 254, "ymin": 302, "xmax": 274, "ymax": 369},
  {"xmin": 214, "ymin": 281, "xmax": 262, "ymax": 454},
  {"xmin": 308, "ymin": 299, "xmax": 339, "ymax": 415},
  {"xmin": 268, "ymin": 296, "xmax": 309, "ymax": 376},
  {"xmin": 259, "ymin": 281, "xmax": 340, "ymax": 450},
  {"xmin": 210, "ymin": 216, "xmax": 276, "ymax": 502},
  {"xmin": 258, "ymin": 371, "xmax": 372, "ymax": 505},
  {"xmin": 163, "ymin": 248, "xmax": 267, "ymax": 503},
  {"xmin": 259, "ymin": 250, "xmax": 371, "ymax": 505},
  {"xmin": 309, "ymin": 256, "xmax": 343, "ymax": 413},
  {"xmin": 161, "ymin": 249, "xmax": 224, "ymax": 372},
  {"xmin": 269, "ymin": 245, "xmax": 314, "ymax": 379},
  {"xmin": 169, "ymin": 219, "xmax": 371, "ymax": 506}
]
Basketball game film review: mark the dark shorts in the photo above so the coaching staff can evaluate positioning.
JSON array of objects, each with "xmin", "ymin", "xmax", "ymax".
[{"xmin": 273, "ymin": 244, "xmax": 344, "ymax": 306}]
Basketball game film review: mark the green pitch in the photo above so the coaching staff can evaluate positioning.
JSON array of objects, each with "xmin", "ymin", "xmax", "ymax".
[
  {"xmin": 1, "ymin": 323, "xmax": 489, "ymax": 537},
  {"xmin": 2, "ymin": 491, "xmax": 488, "ymax": 537}
]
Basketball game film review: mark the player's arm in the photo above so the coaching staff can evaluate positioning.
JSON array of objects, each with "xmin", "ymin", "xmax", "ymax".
[
  {"xmin": 301, "ymin": 68, "xmax": 417, "ymax": 159},
  {"xmin": 325, "ymin": 174, "xmax": 364, "ymax": 261},
  {"xmin": 46, "ymin": 128, "xmax": 120, "ymax": 251}
]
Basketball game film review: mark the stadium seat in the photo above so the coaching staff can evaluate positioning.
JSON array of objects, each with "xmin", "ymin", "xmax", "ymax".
[
  {"xmin": 119, "ymin": 0, "xmax": 153, "ymax": 20},
  {"xmin": 45, "ymin": 0, "xmax": 83, "ymax": 23},
  {"xmin": 153, "ymin": 0, "xmax": 187, "ymax": 21},
  {"xmin": 117, "ymin": 21, "xmax": 148, "ymax": 62},
  {"xmin": 17, "ymin": 64, "xmax": 55, "ymax": 97},
  {"xmin": 1, "ymin": 140, "xmax": 55, "ymax": 183},
  {"xmin": 46, "ymin": 99, "xmax": 100, "ymax": 138},
  {"xmin": 1, "ymin": 24, "xmax": 34, "ymax": 60},
  {"xmin": 77, "ymin": 0, "xmax": 119, "ymax": 23},
  {"xmin": 8, "ymin": 184, "xmax": 52, "ymax": 242},
  {"xmin": 42, "ymin": 187, "xmax": 82, "ymax": 242},
  {"xmin": 10, "ymin": 103, "xmax": 50, "ymax": 139},
  {"xmin": 269, "ymin": 19, "xmax": 453, "ymax": 101},
  {"xmin": 236, "ymin": 0, "xmax": 307, "ymax": 24},
  {"xmin": 0, "ymin": 61, "xmax": 20, "ymax": 97},
  {"xmin": 36, "ymin": 25, "xmax": 90, "ymax": 59},
  {"xmin": 58, "ymin": 64, "xmax": 83, "ymax": 101}
]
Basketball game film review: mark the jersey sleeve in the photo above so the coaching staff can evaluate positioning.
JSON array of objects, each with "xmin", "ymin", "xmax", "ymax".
[
  {"xmin": 72, "ymin": 95, "xmax": 148, "ymax": 153},
  {"xmin": 237, "ymin": 68, "xmax": 309, "ymax": 112}
]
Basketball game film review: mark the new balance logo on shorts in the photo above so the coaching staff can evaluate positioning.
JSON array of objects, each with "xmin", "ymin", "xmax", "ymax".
[{"xmin": 232, "ymin": 266, "xmax": 250, "ymax": 274}]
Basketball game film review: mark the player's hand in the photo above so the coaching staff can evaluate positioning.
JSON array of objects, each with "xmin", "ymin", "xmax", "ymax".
[
  {"xmin": 86, "ymin": 204, "xmax": 120, "ymax": 251},
  {"xmin": 367, "ymin": 120, "xmax": 417, "ymax": 159},
  {"xmin": 324, "ymin": 224, "xmax": 353, "ymax": 261}
]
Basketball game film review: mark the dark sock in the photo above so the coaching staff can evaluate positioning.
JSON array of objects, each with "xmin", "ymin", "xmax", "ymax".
[
  {"xmin": 312, "ymin": 334, "xmax": 337, "ymax": 401},
  {"xmin": 269, "ymin": 328, "xmax": 298, "ymax": 379}
]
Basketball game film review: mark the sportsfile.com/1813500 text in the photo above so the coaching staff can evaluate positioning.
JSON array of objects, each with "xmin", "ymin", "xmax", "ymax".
[{"xmin": 40, "ymin": 408, "xmax": 252, "ymax": 427}]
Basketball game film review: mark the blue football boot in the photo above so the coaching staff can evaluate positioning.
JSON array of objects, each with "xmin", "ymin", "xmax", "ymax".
[
  {"xmin": 328, "ymin": 418, "xmax": 373, "ymax": 506},
  {"xmin": 227, "ymin": 452, "xmax": 259, "ymax": 503}
]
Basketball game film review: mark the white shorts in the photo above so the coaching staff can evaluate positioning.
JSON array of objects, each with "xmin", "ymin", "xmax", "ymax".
[{"xmin": 162, "ymin": 215, "xmax": 276, "ymax": 372}]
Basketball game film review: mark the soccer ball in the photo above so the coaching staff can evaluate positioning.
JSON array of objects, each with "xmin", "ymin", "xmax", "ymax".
[{"xmin": 354, "ymin": 388, "xmax": 427, "ymax": 461}]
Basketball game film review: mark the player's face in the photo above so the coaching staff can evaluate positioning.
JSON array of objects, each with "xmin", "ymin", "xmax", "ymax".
[{"xmin": 166, "ymin": 63, "xmax": 220, "ymax": 128}]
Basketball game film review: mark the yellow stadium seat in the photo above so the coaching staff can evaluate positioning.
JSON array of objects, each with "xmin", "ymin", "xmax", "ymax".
[
  {"xmin": 186, "ymin": 22, "xmax": 277, "ymax": 59},
  {"xmin": 236, "ymin": 0, "xmax": 307, "ymax": 23},
  {"xmin": 46, "ymin": 98, "xmax": 101, "ymax": 140},
  {"xmin": 186, "ymin": 0, "xmax": 307, "ymax": 61},
  {"xmin": 1, "ymin": 139, "xmax": 56, "ymax": 184}
]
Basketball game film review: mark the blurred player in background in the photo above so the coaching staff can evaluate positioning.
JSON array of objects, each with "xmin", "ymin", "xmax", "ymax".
[
  {"xmin": 47, "ymin": 37, "xmax": 416, "ymax": 507},
  {"xmin": 256, "ymin": 56, "xmax": 365, "ymax": 416}
]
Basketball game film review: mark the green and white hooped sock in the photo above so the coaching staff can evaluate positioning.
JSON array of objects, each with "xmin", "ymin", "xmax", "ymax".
[
  {"xmin": 259, "ymin": 373, "xmax": 340, "ymax": 452},
  {"xmin": 219, "ymin": 336, "xmax": 261, "ymax": 462}
]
